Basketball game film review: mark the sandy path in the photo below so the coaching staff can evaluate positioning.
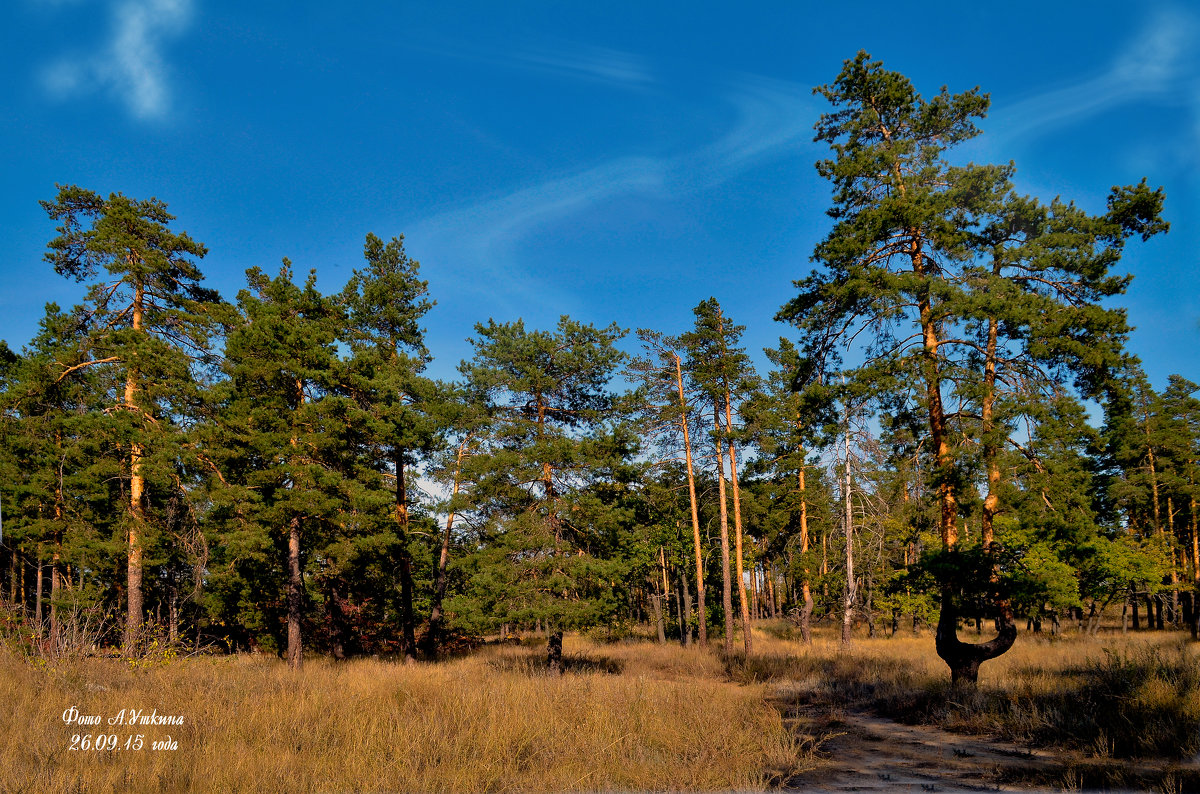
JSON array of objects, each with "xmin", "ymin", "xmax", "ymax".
[
  {"xmin": 780, "ymin": 703, "xmax": 1065, "ymax": 792},
  {"xmin": 766, "ymin": 682, "xmax": 1200, "ymax": 793}
]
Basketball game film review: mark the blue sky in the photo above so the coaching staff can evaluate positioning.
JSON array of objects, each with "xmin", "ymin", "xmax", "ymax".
[{"xmin": 2, "ymin": 1, "xmax": 1197, "ymax": 390}]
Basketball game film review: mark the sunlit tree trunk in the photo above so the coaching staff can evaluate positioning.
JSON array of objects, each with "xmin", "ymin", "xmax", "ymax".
[
  {"xmin": 713, "ymin": 406, "xmax": 734, "ymax": 655},
  {"xmin": 674, "ymin": 353, "xmax": 707, "ymax": 647},
  {"xmin": 287, "ymin": 515, "xmax": 303, "ymax": 670},
  {"xmin": 1192, "ymin": 492, "xmax": 1199, "ymax": 639},
  {"xmin": 798, "ymin": 454, "xmax": 813, "ymax": 645},
  {"xmin": 725, "ymin": 386, "xmax": 752, "ymax": 655},
  {"xmin": 124, "ymin": 279, "xmax": 145, "ymax": 653},
  {"xmin": 698, "ymin": 305, "xmax": 754, "ymax": 655}
]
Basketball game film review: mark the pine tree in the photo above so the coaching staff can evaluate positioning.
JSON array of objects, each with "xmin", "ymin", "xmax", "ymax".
[
  {"xmin": 681, "ymin": 298, "xmax": 757, "ymax": 654},
  {"xmin": 457, "ymin": 316, "xmax": 629, "ymax": 672},
  {"xmin": 779, "ymin": 53, "xmax": 1165, "ymax": 683},
  {"xmin": 0, "ymin": 308, "xmax": 117, "ymax": 645},
  {"xmin": 742, "ymin": 339, "xmax": 833, "ymax": 643},
  {"xmin": 422, "ymin": 384, "xmax": 488, "ymax": 659},
  {"xmin": 209, "ymin": 263, "xmax": 344, "ymax": 669},
  {"xmin": 628, "ymin": 329, "xmax": 709, "ymax": 647},
  {"xmin": 339, "ymin": 233, "xmax": 440, "ymax": 662},
  {"xmin": 40, "ymin": 185, "xmax": 220, "ymax": 652}
]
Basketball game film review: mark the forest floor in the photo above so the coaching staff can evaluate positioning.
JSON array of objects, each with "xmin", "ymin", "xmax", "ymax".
[{"xmin": 2, "ymin": 621, "xmax": 1199, "ymax": 792}]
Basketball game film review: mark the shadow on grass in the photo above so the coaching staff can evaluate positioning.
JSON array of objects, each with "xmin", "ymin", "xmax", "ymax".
[{"xmin": 487, "ymin": 652, "xmax": 625, "ymax": 676}]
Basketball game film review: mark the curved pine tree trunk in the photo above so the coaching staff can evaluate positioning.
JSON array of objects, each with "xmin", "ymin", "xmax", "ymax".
[{"xmin": 935, "ymin": 309, "xmax": 1016, "ymax": 685}]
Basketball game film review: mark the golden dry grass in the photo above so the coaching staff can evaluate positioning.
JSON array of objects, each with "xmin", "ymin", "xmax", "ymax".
[
  {"xmin": 6, "ymin": 620, "xmax": 1193, "ymax": 793},
  {"xmin": 0, "ymin": 636, "xmax": 808, "ymax": 793}
]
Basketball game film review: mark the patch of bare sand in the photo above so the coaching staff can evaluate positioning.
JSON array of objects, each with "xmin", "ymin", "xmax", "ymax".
[{"xmin": 771, "ymin": 683, "xmax": 1200, "ymax": 793}]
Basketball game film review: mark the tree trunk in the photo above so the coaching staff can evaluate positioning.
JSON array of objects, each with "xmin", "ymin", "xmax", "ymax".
[
  {"xmin": 50, "ymin": 445, "xmax": 65, "ymax": 647},
  {"xmin": 287, "ymin": 515, "xmax": 303, "ymax": 670},
  {"xmin": 676, "ymin": 565, "xmax": 689, "ymax": 646},
  {"xmin": 842, "ymin": 415, "xmax": 854, "ymax": 650},
  {"xmin": 713, "ymin": 406, "xmax": 734, "ymax": 655},
  {"xmin": 656, "ymin": 547, "xmax": 669, "ymax": 644},
  {"xmin": 395, "ymin": 453, "xmax": 417, "ymax": 664},
  {"xmin": 49, "ymin": 553, "xmax": 62, "ymax": 648},
  {"xmin": 680, "ymin": 565, "xmax": 694, "ymax": 646},
  {"xmin": 674, "ymin": 353, "xmax": 707, "ymax": 648},
  {"xmin": 798, "ymin": 461, "xmax": 813, "ymax": 645},
  {"xmin": 750, "ymin": 564, "xmax": 761, "ymax": 621},
  {"xmin": 328, "ymin": 584, "xmax": 347, "ymax": 661},
  {"xmin": 651, "ymin": 589, "xmax": 666, "ymax": 644},
  {"xmin": 168, "ymin": 588, "xmax": 179, "ymax": 646},
  {"xmin": 1168, "ymin": 497, "xmax": 1180, "ymax": 625},
  {"xmin": 1192, "ymin": 494, "xmax": 1199, "ymax": 637},
  {"xmin": 724, "ymin": 380, "xmax": 752, "ymax": 655},
  {"xmin": 925, "ymin": 254, "xmax": 1014, "ymax": 684},
  {"xmin": 425, "ymin": 439, "xmax": 468, "ymax": 660},
  {"xmin": 35, "ymin": 559, "xmax": 44, "ymax": 633},
  {"xmin": 124, "ymin": 279, "xmax": 145, "ymax": 654},
  {"xmin": 547, "ymin": 629, "xmax": 564, "ymax": 675},
  {"xmin": 1142, "ymin": 394, "xmax": 1163, "ymax": 539},
  {"xmin": 767, "ymin": 562, "xmax": 778, "ymax": 619}
]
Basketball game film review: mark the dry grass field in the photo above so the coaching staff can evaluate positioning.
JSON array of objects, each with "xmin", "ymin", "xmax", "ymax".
[
  {"xmin": 0, "ymin": 636, "xmax": 806, "ymax": 793},
  {"xmin": 3, "ymin": 623, "xmax": 1198, "ymax": 792}
]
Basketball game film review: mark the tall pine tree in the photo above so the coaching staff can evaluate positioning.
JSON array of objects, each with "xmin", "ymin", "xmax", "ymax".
[{"xmin": 41, "ymin": 186, "xmax": 220, "ymax": 652}]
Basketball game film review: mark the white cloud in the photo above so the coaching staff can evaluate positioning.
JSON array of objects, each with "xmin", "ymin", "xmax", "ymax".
[
  {"xmin": 40, "ymin": 0, "xmax": 194, "ymax": 120},
  {"xmin": 512, "ymin": 44, "xmax": 655, "ymax": 87},
  {"xmin": 411, "ymin": 73, "xmax": 815, "ymax": 305},
  {"xmin": 990, "ymin": 6, "xmax": 1199, "ymax": 145},
  {"xmin": 421, "ymin": 38, "xmax": 656, "ymax": 90},
  {"xmin": 677, "ymin": 73, "xmax": 813, "ymax": 190}
]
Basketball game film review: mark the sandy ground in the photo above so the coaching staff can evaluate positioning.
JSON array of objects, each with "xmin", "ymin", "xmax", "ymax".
[{"xmin": 772, "ymin": 686, "xmax": 1200, "ymax": 793}]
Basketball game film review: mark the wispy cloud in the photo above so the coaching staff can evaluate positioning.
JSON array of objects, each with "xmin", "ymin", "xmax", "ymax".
[
  {"xmin": 412, "ymin": 73, "xmax": 815, "ymax": 308},
  {"xmin": 989, "ymin": 6, "xmax": 1199, "ymax": 145},
  {"xmin": 511, "ymin": 44, "xmax": 655, "ymax": 87},
  {"xmin": 416, "ymin": 38, "xmax": 656, "ymax": 91},
  {"xmin": 677, "ymin": 73, "xmax": 813, "ymax": 189},
  {"xmin": 40, "ymin": 0, "xmax": 194, "ymax": 120}
]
